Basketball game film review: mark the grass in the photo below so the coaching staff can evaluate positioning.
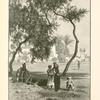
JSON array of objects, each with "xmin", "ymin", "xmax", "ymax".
[
  {"xmin": 9, "ymin": 61, "xmax": 90, "ymax": 100},
  {"xmin": 10, "ymin": 71, "xmax": 90, "ymax": 100},
  {"xmin": 13, "ymin": 61, "xmax": 90, "ymax": 73}
]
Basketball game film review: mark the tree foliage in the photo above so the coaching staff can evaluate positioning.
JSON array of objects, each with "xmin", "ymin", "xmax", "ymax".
[
  {"xmin": 53, "ymin": 3, "xmax": 87, "ymax": 22},
  {"xmin": 9, "ymin": 0, "xmax": 57, "ymax": 64}
]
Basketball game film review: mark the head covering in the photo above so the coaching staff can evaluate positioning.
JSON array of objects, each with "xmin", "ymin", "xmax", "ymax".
[
  {"xmin": 55, "ymin": 64, "xmax": 59, "ymax": 73},
  {"xmin": 48, "ymin": 65, "xmax": 52, "ymax": 69},
  {"xmin": 22, "ymin": 62, "xmax": 26, "ymax": 69},
  {"xmin": 53, "ymin": 62, "xmax": 57, "ymax": 65}
]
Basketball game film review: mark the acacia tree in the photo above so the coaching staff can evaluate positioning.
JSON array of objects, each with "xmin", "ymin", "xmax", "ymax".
[{"xmin": 53, "ymin": 3, "xmax": 87, "ymax": 75}]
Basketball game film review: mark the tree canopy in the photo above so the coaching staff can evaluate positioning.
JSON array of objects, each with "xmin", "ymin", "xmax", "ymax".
[{"xmin": 9, "ymin": 0, "xmax": 57, "ymax": 63}]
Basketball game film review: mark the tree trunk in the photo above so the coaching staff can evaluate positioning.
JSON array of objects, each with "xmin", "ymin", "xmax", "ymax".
[
  {"xmin": 9, "ymin": 37, "xmax": 30, "ymax": 76},
  {"xmin": 9, "ymin": 45, "xmax": 21, "ymax": 76},
  {"xmin": 62, "ymin": 20, "xmax": 79, "ymax": 75}
]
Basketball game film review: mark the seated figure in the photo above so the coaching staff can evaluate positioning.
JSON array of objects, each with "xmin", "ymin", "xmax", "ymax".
[{"xmin": 16, "ymin": 63, "xmax": 32, "ymax": 83}]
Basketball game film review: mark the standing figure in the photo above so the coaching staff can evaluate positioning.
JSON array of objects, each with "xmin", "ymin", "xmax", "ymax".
[
  {"xmin": 77, "ymin": 60, "xmax": 81, "ymax": 70},
  {"xmin": 47, "ymin": 65, "xmax": 54, "ymax": 89},
  {"xmin": 53, "ymin": 62, "xmax": 60, "ymax": 92}
]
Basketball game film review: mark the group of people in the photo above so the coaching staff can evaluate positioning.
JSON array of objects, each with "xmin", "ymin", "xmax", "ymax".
[
  {"xmin": 47, "ymin": 62, "xmax": 74, "ymax": 91},
  {"xmin": 16, "ymin": 62, "xmax": 74, "ymax": 92},
  {"xmin": 47, "ymin": 62, "xmax": 60, "ymax": 91}
]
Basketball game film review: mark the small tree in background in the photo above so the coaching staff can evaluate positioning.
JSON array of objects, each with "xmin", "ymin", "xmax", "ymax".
[
  {"xmin": 55, "ymin": 35, "xmax": 73, "ymax": 63},
  {"xmin": 63, "ymin": 35, "xmax": 73, "ymax": 57},
  {"xmin": 55, "ymin": 36, "xmax": 65, "ymax": 63}
]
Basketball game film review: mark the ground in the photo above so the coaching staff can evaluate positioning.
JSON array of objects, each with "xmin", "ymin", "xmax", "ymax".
[{"xmin": 9, "ymin": 61, "xmax": 90, "ymax": 100}]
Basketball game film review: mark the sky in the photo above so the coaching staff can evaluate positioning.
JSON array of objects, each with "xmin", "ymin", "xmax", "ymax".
[{"xmin": 55, "ymin": 0, "xmax": 90, "ymax": 55}]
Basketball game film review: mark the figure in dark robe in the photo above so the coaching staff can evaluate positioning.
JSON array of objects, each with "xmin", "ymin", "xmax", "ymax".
[
  {"xmin": 53, "ymin": 62, "xmax": 60, "ymax": 92},
  {"xmin": 16, "ymin": 63, "xmax": 32, "ymax": 83}
]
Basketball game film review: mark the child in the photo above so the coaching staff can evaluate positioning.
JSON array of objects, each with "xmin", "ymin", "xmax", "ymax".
[
  {"xmin": 66, "ymin": 77, "xmax": 74, "ymax": 91},
  {"xmin": 47, "ymin": 65, "xmax": 54, "ymax": 89}
]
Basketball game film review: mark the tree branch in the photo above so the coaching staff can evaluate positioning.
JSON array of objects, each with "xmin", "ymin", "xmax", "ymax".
[
  {"xmin": 9, "ymin": 35, "xmax": 32, "ymax": 68},
  {"xmin": 53, "ymin": 10, "xmax": 69, "ymax": 21},
  {"xmin": 69, "ymin": 20, "xmax": 79, "ymax": 42},
  {"xmin": 44, "ymin": 11, "xmax": 52, "ymax": 26},
  {"xmin": 19, "ymin": 35, "xmax": 31, "ymax": 46}
]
